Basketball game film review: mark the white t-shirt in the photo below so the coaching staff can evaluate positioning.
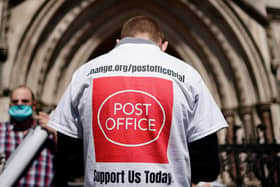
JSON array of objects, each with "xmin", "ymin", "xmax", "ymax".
[{"xmin": 48, "ymin": 38, "xmax": 228, "ymax": 187}]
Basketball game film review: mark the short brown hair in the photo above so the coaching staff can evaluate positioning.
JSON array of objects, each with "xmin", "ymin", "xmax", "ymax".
[
  {"xmin": 10, "ymin": 85, "xmax": 35, "ymax": 101},
  {"xmin": 121, "ymin": 16, "xmax": 164, "ymax": 43}
]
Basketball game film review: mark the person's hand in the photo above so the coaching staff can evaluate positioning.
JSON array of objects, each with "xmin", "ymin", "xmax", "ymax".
[
  {"xmin": 34, "ymin": 112, "xmax": 57, "ymax": 137},
  {"xmin": 35, "ymin": 112, "xmax": 49, "ymax": 126}
]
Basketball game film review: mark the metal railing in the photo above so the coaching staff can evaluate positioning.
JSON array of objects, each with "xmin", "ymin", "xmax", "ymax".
[{"xmin": 219, "ymin": 144, "xmax": 280, "ymax": 187}]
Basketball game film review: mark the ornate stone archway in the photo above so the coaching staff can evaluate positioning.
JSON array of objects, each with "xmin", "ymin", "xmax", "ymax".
[{"xmin": 1, "ymin": 0, "xmax": 280, "ymax": 186}]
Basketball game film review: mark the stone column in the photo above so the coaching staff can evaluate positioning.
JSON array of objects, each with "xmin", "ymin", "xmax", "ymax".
[
  {"xmin": 225, "ymin": 112, "xmax": 238, "ymax": 185},
  {"xmin": 257, "ymin": 104, "xmax": 275, "ymax": 144},
  {"xmin": 239, "ymin": 106, "xmax": 261, "ymax": 186},
  {"xmin": 270, "ymin": 104, "xmax": 280, "ymax": 144},
  {"xmin": 0, "ymin": 0, "xmax": 9, "ymax": 100},
  {"xmin": 0, "ymin": 0, "xmax": 8, "ymax": 62},
  {"xmin": 219, "ymin": 110, "xmax": 239, "ymax": 186},
  {"xmin": 256, "ymin": 104, "xmax": 279, "ymax": 184},
  {"xmin": 239, "ymin": 106, "xmax": 257, "ymax": 144}
]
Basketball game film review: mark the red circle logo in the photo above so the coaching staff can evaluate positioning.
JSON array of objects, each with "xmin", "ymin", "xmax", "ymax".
[{"xmin": 97, "ymin": 90, "xmax": 166, "ymax": 147}]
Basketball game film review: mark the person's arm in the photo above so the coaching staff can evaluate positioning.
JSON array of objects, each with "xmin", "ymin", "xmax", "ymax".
[
  {"xmin": 188, "ymin": 133, "xmax": 220, "ymax": 184},
  {"xmin": 53, "ymin": 132, "xmax": 84, "ymax": 187}
]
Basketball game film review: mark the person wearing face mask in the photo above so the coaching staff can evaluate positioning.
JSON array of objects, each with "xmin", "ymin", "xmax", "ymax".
[{"xmin": 0, "ymin": 85, "xmax": 55, "ymax": 186}]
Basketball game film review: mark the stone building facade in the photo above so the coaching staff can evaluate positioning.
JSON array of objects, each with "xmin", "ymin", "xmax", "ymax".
[{"xmin": 0, "ymin": 0, "xmax": 280, "ymax": 186}]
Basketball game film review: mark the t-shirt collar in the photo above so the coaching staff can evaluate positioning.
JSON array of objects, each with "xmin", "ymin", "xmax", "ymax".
[{"xmin": 117, "ymin": 37, "xmax": 159, "ymax": 48}]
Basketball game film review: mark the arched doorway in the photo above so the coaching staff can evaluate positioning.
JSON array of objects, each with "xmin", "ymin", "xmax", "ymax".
[{"xmin": 1, "ymin": 0, "xmax": 280, "ymax": 186}]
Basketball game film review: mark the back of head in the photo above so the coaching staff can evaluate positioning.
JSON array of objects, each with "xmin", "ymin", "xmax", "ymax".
[{"xmin": 121, "ymin": 16, "xmax": 164, "ymax": 44}]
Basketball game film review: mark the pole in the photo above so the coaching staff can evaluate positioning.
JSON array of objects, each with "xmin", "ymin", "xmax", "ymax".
[{"xmin": 0, "ymin": 125, "xmax": 48, "ymax": 187}]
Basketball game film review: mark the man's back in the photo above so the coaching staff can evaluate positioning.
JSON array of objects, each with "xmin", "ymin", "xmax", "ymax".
[{"xmin": 49, "ymin": 37, "xmax": 227, "ymax": 186}]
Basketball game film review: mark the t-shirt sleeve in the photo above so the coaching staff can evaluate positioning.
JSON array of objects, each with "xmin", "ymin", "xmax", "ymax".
[
  {"xmin": 187, "ymin": 78, "xmax": 228, "ymax": 143},
  {"xmin": 48, "ymin": 74, "xmax": 83, "ymax": 139}
]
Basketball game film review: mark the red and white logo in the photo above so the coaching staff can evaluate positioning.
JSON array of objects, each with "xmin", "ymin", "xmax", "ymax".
[{"xmin": 92, "ymin": 76, "xmax": 173, "ymax": 163}]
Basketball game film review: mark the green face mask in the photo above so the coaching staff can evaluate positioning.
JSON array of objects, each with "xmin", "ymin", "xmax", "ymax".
[{"xmin": 8, "ymin": 105, "xmax": 33, "ymax": 122}]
